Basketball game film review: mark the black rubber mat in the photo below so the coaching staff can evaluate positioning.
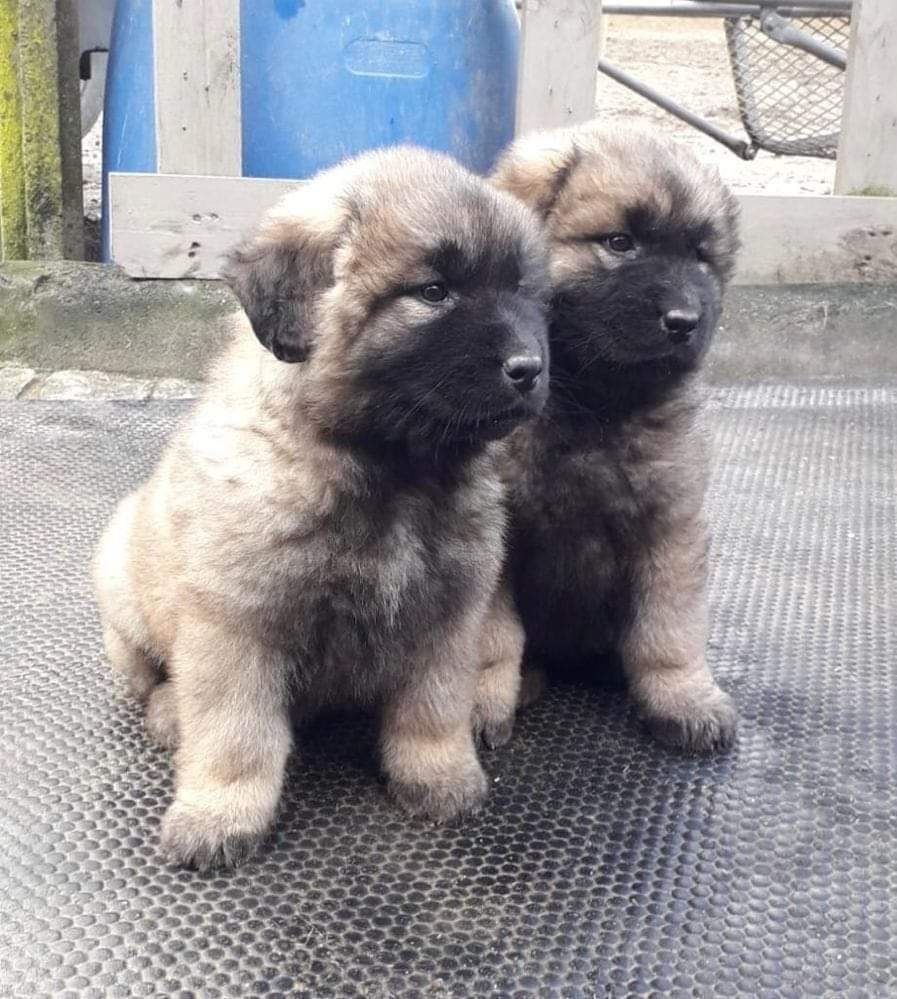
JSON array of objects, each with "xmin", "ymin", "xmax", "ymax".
[{"xmin": 1, "ymin": 385, "xmax": 895, "ymax": 997}]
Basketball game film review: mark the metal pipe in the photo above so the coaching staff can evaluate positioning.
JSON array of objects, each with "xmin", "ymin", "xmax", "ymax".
[
  {"xmin": 602, "ymin": 2, "xmax": 851, "ymax": 16},
  {"xmin": 756, "ymin": 0, "xmax": 851, "ymax": 7},
  {"xmin": 759, "ymin": 10, "xmax": 848, "ymax": 67},
  {"xmin": 597, "ymin": 59, "xmax": 757, "ymax": 158}
]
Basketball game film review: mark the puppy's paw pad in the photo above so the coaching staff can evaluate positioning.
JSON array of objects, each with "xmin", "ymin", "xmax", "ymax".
[
  {"xmin": 389, "ymin": 767, "xmax": 489, "ymax": 823},
  {"xmin": 645, "ymin": 692, "xmax": 738, "ymax": 754},
  {"xmin": 160, "ymin": 802, "xmax": 267, "ymax": 870}
]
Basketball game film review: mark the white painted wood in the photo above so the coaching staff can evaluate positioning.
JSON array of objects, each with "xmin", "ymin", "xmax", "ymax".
[
  {"xmin": 109, "ymin": 173, "xmax": 294, "ymax": 278},
  {"xmin": 737, "ymin": 193, "xmax": 897, "ymax": 284},
  {"xmin": 515, "ymin": 0, "xmax": 603, "ymax": 135},
  {"xmin": 152, "ymin": 0, "xmax": 242, "ymax": 176},
  {"xmin": 835, "ymin": 0, "xmax": 897, "ymax": 195},
  {"xmin": 109, "ymin": 174, "xmax": 897, "ymax": 285}
]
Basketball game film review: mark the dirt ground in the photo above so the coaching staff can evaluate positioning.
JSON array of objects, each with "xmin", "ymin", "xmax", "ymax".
[
  {"xmin": 597, "ymin": 15, "xmax": 836, "ymax": 195},
  {"xmin": 80, "ymin": 13, "xmax": 837, "ymax": 244}
]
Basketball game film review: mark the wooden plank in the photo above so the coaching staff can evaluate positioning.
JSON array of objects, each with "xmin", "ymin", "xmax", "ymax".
[
  {"xmin": 737, "ymin": 193, "xmax": 897, "ymax": 284},
  {"xmin": 109, "ymin": 173, "xmax": 293, "ymax": 278},
  {"xmin": 516, "ymin": 0, "xmax": 603, "ymax": 135},
  {"xmin": 109, "ymin": 174, "xmax": 897, "ymax": 285},
  {"xmin": 834, "ymin": 0, "xmax": 897, "ymax": 196},
  {"xmin": 152, "ymin": 0, "xmax": 241, "ymax": 176}
]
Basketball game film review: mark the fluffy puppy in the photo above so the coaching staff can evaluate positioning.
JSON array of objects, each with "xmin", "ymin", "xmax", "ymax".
[
  {"xmin": 93, "ymin": 146, "xmax": 550, "ymax": 869},
  {"xmin": 489, "ymin": 122, "xmax": 740, "ymax": 752}
]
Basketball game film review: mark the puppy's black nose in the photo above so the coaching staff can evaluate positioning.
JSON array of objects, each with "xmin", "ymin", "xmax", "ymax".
[
  {"xmin": 503, "ymin": 354, "xmax": 542, "ymax": 393},
  {"xmin": 662, "ymin": 308, "xmax": 700, "ymax": 343}
]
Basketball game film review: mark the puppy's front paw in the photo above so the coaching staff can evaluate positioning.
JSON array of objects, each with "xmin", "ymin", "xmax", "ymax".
[
  {"xmin": 389, "ymin": 763, "xmax": 489, "ymax": 823},
  {"xmin": 159, "ymin": 799, "xmax": 270, "ymax": 870},
  {"xmin": 643, "ymin": 685, "xmax": 738, "ymax": 754}
]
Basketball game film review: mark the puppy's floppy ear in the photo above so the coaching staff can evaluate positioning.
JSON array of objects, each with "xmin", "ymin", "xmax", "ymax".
[
  {"xmin": 221, "ymin": 217, "xmax": 335, "ymax": 364},
  {"xmin": 491, "ymin": 129, "xmax": 581, "ymax": 220}
]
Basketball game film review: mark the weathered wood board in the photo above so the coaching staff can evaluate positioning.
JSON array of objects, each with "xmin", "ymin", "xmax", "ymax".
[
  {"xmin": 110, "ymin": 173, "xmax": 897, "ymax": 285},
  {"xmin": 516, "ymin": 0, "xmax": 604, "ymax": 135},
  {"xmin": 835, "ymin": 0, "xmax": 897, "ymax": 196},
  {"xmin": 109, "ymin": 174, "xmax": 292, "ymax": 279},
  {"xmin": 152, "ymin": 0, "xmax": 242, "ymax": 177}
]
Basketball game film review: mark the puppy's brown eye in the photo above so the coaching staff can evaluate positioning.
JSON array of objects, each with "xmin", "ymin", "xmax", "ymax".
[
  {"xmin": 419, "ymin": 282, "xmax": 448, "ymax": 304},
  {"xmin": 606, "ymin": 233, "xmax": 635, "ymax": 253}
]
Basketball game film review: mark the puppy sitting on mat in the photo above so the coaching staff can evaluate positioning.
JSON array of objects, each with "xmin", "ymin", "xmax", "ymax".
[
  {"xmin": 93, "ymin": 147, "xmax": 549, "ymax": 869},
  {"xmin": 490, "ymin": 123, "xmax": 740, "ymax": 752}
]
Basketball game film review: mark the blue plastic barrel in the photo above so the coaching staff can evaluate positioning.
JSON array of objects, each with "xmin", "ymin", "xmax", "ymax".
[
  {"xmin": 102, "ymin": 0, "xmax": 520, "ymax": 258},
  {"xmin": 101, "ymin": 0, "xmax": 154, "ymax": 258},
  {"xmin": 240, "ymin": 1, "xmax": 520, "ymax": 178}
]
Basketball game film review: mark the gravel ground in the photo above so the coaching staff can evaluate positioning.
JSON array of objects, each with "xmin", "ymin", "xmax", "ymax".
[
  {"xmin": 82, "ymin": 115, "xmax": 103, "ymax": 223},
  {"xmin": 79, "ymin": 13, "xmax": 837, "ymax": 251},
  {"xmin": 81, "ymin": 115, "xmax": 103, "ymax": 260}
]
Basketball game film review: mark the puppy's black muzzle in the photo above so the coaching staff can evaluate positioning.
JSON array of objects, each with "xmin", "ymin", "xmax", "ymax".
[{"xmin": 497, "ymin": 294, "xmax": 550, "ymax": 409}]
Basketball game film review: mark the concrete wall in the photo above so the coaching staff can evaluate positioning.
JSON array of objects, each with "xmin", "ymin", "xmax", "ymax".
[{"xmin": 1, "ymin": 261, "xmax": 895, "ymax": 385}]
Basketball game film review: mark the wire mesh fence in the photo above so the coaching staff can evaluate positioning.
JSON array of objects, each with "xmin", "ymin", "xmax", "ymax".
[{"xmin": 724, "ymin": 14, "xmax": 851, "ymax": 158}]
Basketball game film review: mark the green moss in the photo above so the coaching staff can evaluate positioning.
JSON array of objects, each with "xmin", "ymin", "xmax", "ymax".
[
  {"xmin": 847, "ymin": 185, "xmax": 897, "ymax": 198},
  {"xmin": 0, "ymin": 0, "xmax": 27, "ymax": 260},
  {"xmin": 17, "ymin": 0, "xmax": 64, "ymax": 258},
  {"xmin": 0, "ymin": 0, "xmax": 71, "ymax": 261}
]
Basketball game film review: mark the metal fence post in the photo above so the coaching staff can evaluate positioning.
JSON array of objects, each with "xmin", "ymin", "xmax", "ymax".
[{"xmin": 0, "ymin": 0, "xmax": 84, "ymax": 261}]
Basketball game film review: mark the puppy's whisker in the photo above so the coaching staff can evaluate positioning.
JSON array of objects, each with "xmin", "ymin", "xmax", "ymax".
[{"xmin": 402, "ymin": 370, "xmax": 456, "ymax": 425}]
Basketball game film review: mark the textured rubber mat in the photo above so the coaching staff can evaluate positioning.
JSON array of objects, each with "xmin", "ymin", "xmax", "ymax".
[{"xmin": 1, "ymin": 385, "xmax": 895, "ymax": 998}]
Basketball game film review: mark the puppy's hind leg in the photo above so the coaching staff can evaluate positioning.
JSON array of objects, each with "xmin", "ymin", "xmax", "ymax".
[
  {"xmin": 622, "ymin": 521, "xmax": 737, "ymax": 754},
  {"xmin": 93, "ymin": 492, "xmax": 162, "ymax": 702},
  {"xmin": 101, "ymin": 625, "xmax": 161, "ymax": 703},
  {"xmin": 473, "ymin": 583, "xmax": 524, "ymax": 750},
  {"xmin": 145, "ymin": 681, "xmax": 180, "ymax": 750}
]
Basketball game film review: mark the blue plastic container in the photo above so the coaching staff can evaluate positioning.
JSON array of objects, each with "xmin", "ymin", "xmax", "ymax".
[
  {"xmin": 101, "ymin": 0, "xmax": 154, "ymax": 258},
  {"xmin": 240, "ymin": 0, "xmax": 519, "ymax": 178},
  {"xmin": 102, "ymin": 0, "xmax": 520, "ymax": 257}
]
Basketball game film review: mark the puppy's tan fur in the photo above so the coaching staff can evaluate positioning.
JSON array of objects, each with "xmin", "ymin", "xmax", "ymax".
[{"xmin": 94, "ymin": 147, "xmax": 549, "ymax": 868}]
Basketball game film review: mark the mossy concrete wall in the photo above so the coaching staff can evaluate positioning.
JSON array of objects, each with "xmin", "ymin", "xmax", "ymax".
[
  {"xmin": 1, "ymin": 262, "xmax": 897, "ymax": 384},
  {"xmin": 0, "ymin": 262, "xmax": 234, "ymax": 378}
]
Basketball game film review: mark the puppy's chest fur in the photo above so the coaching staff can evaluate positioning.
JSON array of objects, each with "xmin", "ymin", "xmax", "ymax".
[
  {"xmin": 176, "ymin": 429, "xmax": 505, "ymax": 702},
  {"xmin": 288, "ymin": 470, "xmax": 502, "ymax": 701},
  {"xmin": 503, "ymin": 391, "xmax": 707, "ymax": 654}
]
